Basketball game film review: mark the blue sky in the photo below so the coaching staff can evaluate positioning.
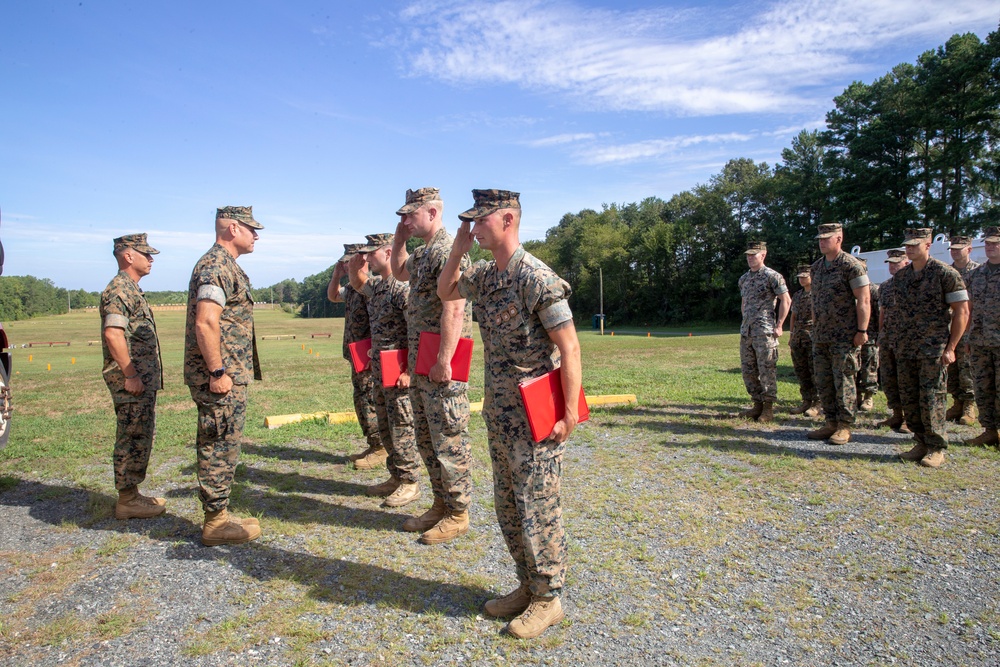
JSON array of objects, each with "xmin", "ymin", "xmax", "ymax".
[{"xmin": 2, "ymin": 0, "xmax": 996, "ymax": 292}]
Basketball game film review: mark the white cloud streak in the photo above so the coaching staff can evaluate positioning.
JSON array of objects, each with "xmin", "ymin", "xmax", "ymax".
[{"xmin": 396, "ymin": 0, "xmax": 997, "ymax": 116}]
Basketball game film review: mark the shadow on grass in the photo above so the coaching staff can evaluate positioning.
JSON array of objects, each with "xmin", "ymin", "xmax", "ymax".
[{"xmin": 0, "ymin": 478, "xmax": 490, "ymax": 618}]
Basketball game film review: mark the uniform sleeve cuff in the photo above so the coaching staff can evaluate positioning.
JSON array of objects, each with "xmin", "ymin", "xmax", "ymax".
[
  {"xmin": 945, "ymin": 290, "xmax": 969, "ymax": 303},
  {"xmin": 103, "ymin": 314, "xmax": 129, "ymax": 329},
  {"xmin": 196, "ymin": 284, "xmax": 227, "ymax": 307},
  {"xmin": 539, "ymin": 300, "xmax": 573, "ymax": 330},
  {"xmin": 849, "ymin": 275, "xmax": 870, "ymax": 289}
]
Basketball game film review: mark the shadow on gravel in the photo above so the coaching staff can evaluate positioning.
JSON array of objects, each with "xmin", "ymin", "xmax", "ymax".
[{"xmin": 242, "ymin": 442, "xmax": 354, "ymax": 466}]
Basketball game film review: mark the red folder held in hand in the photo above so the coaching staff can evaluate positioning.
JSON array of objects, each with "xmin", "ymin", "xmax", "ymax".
[
  {"xmin": 380, "ymin": 349, "xmax": 408, "ymax": 387},
  {"xmin": 518, "ymin": 367, "xmax": 589, "ymax": 443},
  {"xmin": 415, "ymin": 331, "xmax": 474, "ymax": 383},
  {"xmin": 348, "ymin": 338, "xmax": 372, "ymax": 373}
]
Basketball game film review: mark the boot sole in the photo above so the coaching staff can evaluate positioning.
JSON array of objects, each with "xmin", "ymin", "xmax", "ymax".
[
  {"xmin": 383, "ymin": 491, "xmax": 421, "ymax": 508},
  {"xmin": 115, "ymin": 507, "xmax": 167, "ymax": 520},
  {"xmin": 419, "ymin": 524, "xmax": 469, "ymax": 545},
  {"xmin": 506, "ymin": 610, "xmax": 565, "ymax": 639},
  {"xmin": 202, "ymin": 533, "xmax": 261, "ymax": 547}
]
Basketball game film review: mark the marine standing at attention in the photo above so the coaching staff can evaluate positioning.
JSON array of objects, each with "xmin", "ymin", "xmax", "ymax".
[
  {"xmin": 964, "ymin": 226, "xmax": 1000, "ymax": 448},
  {"xmin": 439, "ymin": 189, "xmax": 581, "ymax": 639},
  {"xmin": 875, "ymin": 249, "xmax": 911, "ymax": 432},
  {"xmin": 945, "ymin": 234, "xmax": 980, "ymax": 426},
  {"xmin": 788, "ymin": 264, "xmax": 820, "ymax": 418},
  {"xmin": 100, "ymin": 233, "xmax": 166, "ymax": 520}
]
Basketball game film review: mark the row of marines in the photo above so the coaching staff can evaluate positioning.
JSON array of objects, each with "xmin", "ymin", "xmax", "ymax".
[
  {"xmin": 98, "ymin": 189, "xmax": 580, "ymax": 639},
  {"xmin": 740, "ymin": 223, "xmax": 1000, "ymax": 468}
]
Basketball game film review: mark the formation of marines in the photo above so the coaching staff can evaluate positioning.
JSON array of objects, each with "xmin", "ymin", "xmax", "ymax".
[
  {"xmin": 99, "ymin": 190, "xmax": 578, "ymax": 640},
  {"xmin": 740, "ymin": 223, "xmax": 1000, "ymax": 467}
]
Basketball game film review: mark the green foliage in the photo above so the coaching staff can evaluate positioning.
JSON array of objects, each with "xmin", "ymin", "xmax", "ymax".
[{"xmin": 0, "ymin": 276, "xmax": 69, "ymax": 320}]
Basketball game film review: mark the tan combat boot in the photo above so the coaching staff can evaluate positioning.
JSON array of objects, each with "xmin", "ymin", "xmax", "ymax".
[
  {"xmin": 945, "ymin": 400, "xmax": 963, "ymax": 422},
  {"xmin": 484, "ymin": 584, "xmax": 531, "ymax": 618},
  {"xmin": 114, "ymin": 487, "xmax": 167, "ymax": 520},
  {"xmin": 202, "ymin": 508, "xmax": 262, "ymax": 546},
  {"xmin": 506, "ymin": 596, "xmax": 565, "ymax": 639},
  {"xmin": 354, "ymin": 446, "xmax": 388, "ymax": 471},
  {"xmin": 419, "ymin": 508, "xmax": 469, "ymax": 545},
  {"xmin": 804, "ymin": 402, "xmax": 822, "ymax": 419},
  {"xmin": 919, "ymin": 448, "xmax": 946, "ymax": 468},
  {"xmin": 383, "ymin": 482, "xmax": 421, "ymax": 508},
  {"xmin": 828, "ymin": 423, "xmax": 851, "ymax": 446},
  {"xmin": 858, "ymin": 392, "xmax": 875, "ymax": 412},
  {"xmin": 966, "ymin": 428, "xmax": 999, "ymax": 447},
  {"xmin": 899, "ymin": 438, "xmax": 928, "ymax": 461},
  {"xmin": 739, "ymin": 402, "xmax": 764, "ymax": 420},
  {"xmin": 958, "ymin": 401, "xmax": 978, "ymax": 426},
  {"xmin": 808, "ymin": 421, "xmax": 838, "ymax": 440},
  {"xmin": 757, "ymin": 402, "xmax": 775, "ymax": 423},
  {"xmin": 366, "ymin": 477, "xmax": 401, "ymax": 497},
  {"xmin": 789, "ymin": 400, "xmax": 811, "ymax": 415},
  {"xmin": 402, "ymin": 496, "xmax": 447, "ymax": 533},
  {"xmin": 349, "ymin": 444, "xmax": 376, "ymax": 461}
]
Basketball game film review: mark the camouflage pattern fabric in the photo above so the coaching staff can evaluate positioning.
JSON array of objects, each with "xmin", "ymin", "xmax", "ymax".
[
  {"xmin": 855, "ymin": 280, "xmax": 880, "ymax": 395},
  {"xmin": 897, "ymin": 358, "xmax": 949, "ymax": 448},
  {"xmin": 100, "ymin": 271, "xmax": 163, "ymax": 401},
  {"xmin": 877, "ymin": 277, "xmax": 897, "ymax": 348},
  {"xmin": 967, "ymin": 261, "xmax": 1000, "ymax": 429},
  {"xmin": 789, "ymin": 289, "xmax": 817, "ymax": 402},
  {"xmin": 190, "ymin": 383, "xmax": 248, "ymax": 512},
  {"xmin": 341, "ymin": 284, "xmax": 371, "ymax": 360},
  {"xmin": 183, "ymin": 244, "xmax": 261, "ymax": 386},
  {"xmin": 342, "ymin": 283, "xmax": 380, "ymax": 446},
  {"xmin": 951, "ymin": 259, "xmax": 985, "ymax": 401},
  {"xmin": 738, "ymin": 266, "xmax": 786, "ymax": 403},
  {"xmin": 100, "ymin": 270, "xmax": 163, "ymax": 490},
  {"xmin": 809, "ymin": 251, "xmax": 869, "ymax": 344},
  {"xmin": 812, "ymin": 342, "xmax": 861, "ymax": 425},
  {"xmin": 363, "ymin": 274, "xmax": 420, "ymax": 482},
  {"xmin": 740, "ymin": 335, "xmax": 779, "ymax": 403},
  {"xmin": 879, "ymin": 344, "xmax": 901, "ymax": 411},
  {"xmin": 458, "ymin": 245, "xmax": 573, "ymax": 597},
  {"xmin": 405, "ymin": 227, "xmax": 474, "ymax": 511},
  {"xmin": 878, "ymin": 277, "xmax": 901, "ymax": 409}
]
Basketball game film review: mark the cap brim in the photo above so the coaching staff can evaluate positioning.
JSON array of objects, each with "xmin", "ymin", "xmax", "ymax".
[
  {"xmin": 902, "ymin": 239, "xmax": 924, "ymax": 246},
  {"xmin": 458, "ymin": 205, "xmax": 499, "ymax": 222},
  {"xmin": 815, "ymin": 232, "xmax": 836, "ymax": 239},
  {"xmin": 949, "ymin": 243, "xmax": 971, "ymax": 250},
  {"xmin": 885, "ymin": 258, "xmax": 903, "ymax": 263},
  {"xmin": 984, "ymin": 236, "xmax": 1000, "ymax": 243},
  {"xmin": 744, "ymin": 249, "xmax": 764, "ymax": 255}
]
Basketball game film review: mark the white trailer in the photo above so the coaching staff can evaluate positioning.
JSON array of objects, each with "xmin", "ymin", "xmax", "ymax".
[{"xmin": 850, "ymin": 233, "xmax": 988, "ymax": 285}]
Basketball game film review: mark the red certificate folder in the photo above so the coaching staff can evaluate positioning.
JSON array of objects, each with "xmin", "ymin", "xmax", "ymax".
[
  {"xmin": 414, "ymin": 331, "xmax": 474, "ymax": 383},
  {"xmin": 379, "ymin": 349, "xmax": 408, "ymax": 387},
  {"xmin": 348, "ymin": 338, "xmax": 372, "ymax": 373},
  {"xmin": 518, "ymin": 367, "xmax": 590, "ymax": 443}
]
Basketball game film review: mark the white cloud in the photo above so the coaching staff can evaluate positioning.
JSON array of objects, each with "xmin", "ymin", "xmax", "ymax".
[
  {"xmin": 526, "ymin": 132, "xmax": 599, "ymax": 147},
  {"xmin": 396, "ymin": 0, "xmax": 997, "ymax": 116},
  {"xmin": 577, "ymin": 132, "xmax": 754, "ymax": 165}
]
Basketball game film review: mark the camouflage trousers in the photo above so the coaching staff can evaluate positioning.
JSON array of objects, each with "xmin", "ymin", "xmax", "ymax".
[
  {"xmin": 352, "ymin": 367, "xmax": 381, "ymax": 447},
  {"xmin": 970, "ymin": 346, "xmax": 1000, "ymax": 430},
  {"xmin": 371, "ymin": 357, "xmax": 421, "ymax": 484},
  {"xmin": 855, "ymin": 342, "xmax": 880, "ymax": 395},
  {"xmin": 740, "ymin": 334, "xmax": 779, "ymax": 403},
  {"xmin": 485, "ymin": 394, "xmax": 566, "ymax": 597},
  {"xmin": 879, "ymin": 345, "xmax": 901, "ymax": 410},
  {"xmin": 897, "ymin": 356, "xmax": 948, "ymax": 448},
  {"xmin": 190, "ymin": 383, "xmax": 249, "ymax": 513},
  {"xmin": 112, "ymin": 391, "xmax": 157, "ymax": 491},
  {"xmin": 946, "ymin": 343, "xmax": 976, "ymax": 402},
  {"xmin": 409, "ymin": 374, "xmax": 472, "ymax": 512},
  {"xmin": 789, "ymin": 339, "xmax": 817, "ymax": 402},
  {"xmin": 813, "ymin": 342, "xmax": 861, "ymax": 425}
]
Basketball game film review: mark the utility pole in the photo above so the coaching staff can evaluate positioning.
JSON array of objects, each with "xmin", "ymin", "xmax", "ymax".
[{"xmin": 599, "ymin": 266, "xmax": 604, "ymax": 335}]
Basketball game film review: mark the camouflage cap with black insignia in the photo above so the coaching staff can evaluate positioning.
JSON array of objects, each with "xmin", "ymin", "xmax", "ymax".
[
  {"xmin": 885, "ymin": 248, "xmax": 907, "ymax": 263},
  {"xmin": 396, "ymin": 187, "xmax": 441, "ymax": 216},
  {"xmin": 458, "ymin": 189, "xmax": 521, "ymax": 222},
  {"xmin": 217, "ymin": 205, "xmax": 264, "ymax": 229},
  {"xmin": 949, "ymin": 235, "xmax": 973, "ymax": 250},
  {"xmin": 815, "ymin": 222, "xmax": 842, "ymax": 239},
  {"xmin": 113, "ymin": 233, "xmax": 159, "ymax": 255},
  {"xmin": 902, "ymin": 228, "xmax": 933, "ymax": 246},
  {"xmin": 744, "ymin": 240, "xmax": 766, "ymax": 255},
  {"xmin": 358, "ymin": 233, "xmax": 394, "ymax": 252},
  {"xmin": 984, "ymin": 226, "xmax": 1000, "ymax": 243},
  {"xmin": 795, "ymin": 263, "xmax": 812, "ymax": 277}
]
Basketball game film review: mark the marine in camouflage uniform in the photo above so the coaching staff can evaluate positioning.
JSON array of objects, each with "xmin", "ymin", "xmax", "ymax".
[
  {"xmin": 788, "ymin": 264, "xmax": 819, "ymax": 416},
  {"xmin": 876, "ymin": 249, "xmax": 910, "ymax": 431},
  {"xmin": 893, "ymin": 228, "xmax": 969, "ymax": 468},
  {"xmin": 329, "ymin": 243, "xmax": 383, "ymax": 466},
  {"xmin": 100, "ymin": 233, "xmax": 166, "ymax": 520},
  {"xmin": 442, "ymin": 189, "xmax": 582, "ymax": 640},
  {"xmin": 351, "ymin": 233, "xmax": 423, "ymax": 507},
  {"xmin": 737, "ymin": 241, "xmax": 790, "ymax": 422},
  {"xmin": 391, "ymin": 187, "xmax": 474, "ymax": 544},
  {"xmin": 808, "ymin": 222, "xmax": 871, "ymax": 445},
  {"xmin": 854, "ymin": 258, "xmax": 880, "ymax": 411},
  {"xmin": 965, "ymin": 226, "xmax": 1000, "ymax": 447},
  {"xmin": 946, "ymin": 235, "xmax": 980, "ymax": 424},
  {"xmin": 185, "ymin": 206, "xmax": 264, "ymax": 545}
]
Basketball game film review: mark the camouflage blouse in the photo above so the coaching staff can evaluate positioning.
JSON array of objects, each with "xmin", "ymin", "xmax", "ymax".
[
  {"xmin": 361, "ymin": 274, "xmax": 409, "ymax": 351},
  {"xmin": 878, "ymin": 277, "xmax": 898, "ymax": 348},
  {"xmin": 738, "ymin": 266, "xmax": 787, "ymax": 337},
  {"xmin": 789, "ymin": 288, "xmax": 813, "ymax": 346},
  {"xmin": 966, "ymin": 261, "xmax": 1000, "ymax": 348},
  {"xmin": 892, "ymin": 258, "xmax": 967, "ymax": 359},
  {"xmin": 100, "ymin": 270, "xmax": 163, "ymax": 400},
  {"xmin": 810, "ymin": 251, "xmax": 869, "ymax": 344},
  {"xmin": 342, "ymin": 284, "xmax": 371, "ymax": 361}
]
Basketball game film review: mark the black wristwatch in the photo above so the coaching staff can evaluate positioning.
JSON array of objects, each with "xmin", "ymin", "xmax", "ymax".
[{"xmin": 210, "ymin": 367, "xmax": 227, "ymax": 379}]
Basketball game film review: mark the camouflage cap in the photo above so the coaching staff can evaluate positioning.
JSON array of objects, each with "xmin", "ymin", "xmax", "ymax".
[
  {"xmin": 458, "ymin": 189, "xmax": 521, "ymax": 222},
  {"xmin": 815, "ymin": 222, "xmax": 842, "ymax": 239},
  {"xmin": 949, "ymin": 235, "xmax": 973, "ymax": 250},
  {"xmin": 984, "ymin": 226, "xmax": 1000, "ymax": 243},
  {"xmin": 744, "ymin": 240, "xmax": 766, "ymax": 255},
  {"xmin": 795, "ymin": 264, "xmax": 812, "ymax": 278},
  {"xmin": 396, "ymin": 187, "xmax": 441, "ymax": 216},
  {"xmin": 217, "ymin": 205, "xmax": 264, "ymax": 230},
  {"xmin": 902, "ymin": 228, "xmax": 933, "ymax": 246},
  {"xmin": 113, "ymin": 233, "xmax": 159, "ymax": 255},
  {"xmin": 338, "ymin": 243, "xmax": 365, "ymax": 263},
  {"xmin": 358, "ymin": 233, "xmax": 394, "ymax": 252},
  {"xmin": 885, "ymin": 248, "xmax": 907, "ymax": 263}
]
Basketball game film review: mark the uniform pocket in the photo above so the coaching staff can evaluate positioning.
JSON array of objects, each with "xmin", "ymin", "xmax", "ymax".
[{"xmin": 532, "ymin": 441, "xmax": 565, "ymax": 499}]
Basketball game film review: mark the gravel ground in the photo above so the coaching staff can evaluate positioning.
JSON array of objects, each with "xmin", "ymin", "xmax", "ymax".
[{"xmin": 1, "ymin": 408, "xmax": 998, "ymax": 667}]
